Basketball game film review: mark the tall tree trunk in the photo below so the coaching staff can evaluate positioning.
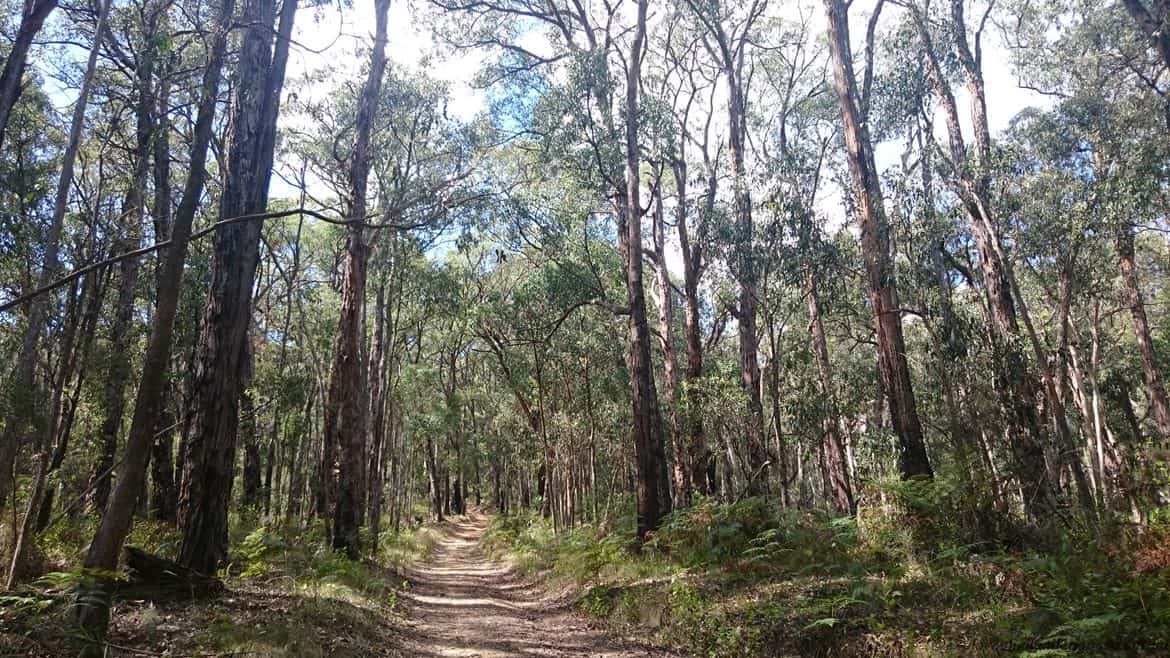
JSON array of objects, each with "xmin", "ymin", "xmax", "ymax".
[
  {"xmin": 806, "ymin": 266, "xmax": 854, "ymax": 514},
  {"xmin": 621, "ymin": 0, "xmax": 669, "ymax": 541},
  {"xmin": 149, "ymin": 64, "xmax": 178, "ymax": 524},
  {"xmin": 1116, "ymin": 224, "xmax": 1170, "ymax": 436},
  {"xmin": 726, "ymin": 54, "xmax": 766, "ymax": 493},
  {"xmin": 74, "ymin": 0, "xmax": 235, "ymax": 640},
  {"xmin": 367, "ymin": 282, "xmax": 388, "ymax": 541},
  {"xmin": 178, "ymin": 0, "xmax": 298, "ymax": 575},
  {"xmin": 914, "ymin": 2, "xmax": 1058, "ymax": 519},
  {"xmin": 0, "ymin": 0, "xmax": 57, "ymax": 150},
  {"xmin": 674, "ymin": 161, "xmax": 712, "ymax": 496},
  {"xmin": 0, "ymin": 0, "xmax": 106, "ymax": 510},
  {"xmin": 651, "ymin": 186, "xmax": 687, "ymax": 507},
  {"xmin": 327, "ymin": 0, "xmax": 391, "ymax": 558},
  {"xmin": 91, "ymin": 33, "xmax": 156, "ymax": 510},
  {"xmin": 683, "ymin": 0, "xmax": 767, "ymax": 494},
  {"xmin": 822, "ymin": 0, "xmax": 933, "ymax": 479}
]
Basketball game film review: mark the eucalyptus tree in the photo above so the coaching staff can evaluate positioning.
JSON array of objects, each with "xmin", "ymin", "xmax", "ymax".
[
  {"xmin": 431, "ymin": 0, "xmax": 671, "ymax": 537},
  {"xmin": 87, "ymin": 0, "xmax": 174, "ymax": 516},
  {"xmin": 821, "ymin": 0, "xmax": 933, "ymax": 479},
  {"xmin": 901, "ymin": 0, "xmax": 1073, "ymax": 520},
  {"xmin": 75, "ymin": 0, "xmax": 236, "ymax": 639},
  {"xmin": 683, "ymin": 0, "xmax": 772, "ymax": 491},
  {"xmin": 0, "ymin": 0, "xmax": 111, "ymax": 548},
  {"xmin": 178, "ymin": 0, "xmax": 300, "ymax": 575},
  {"xmin": 0, "ymin": 0, "xmax": 57, "ymax": 149},
  {"xmin": 657, "ymin": 25, "xmax": 722, "ymax": 500},
  {"xmin": 1007, "ymin": 0, "xmax": 1170, "ymax": 441},
  {"xmin": 286, "ymin": 27, "xmax": 482, "ymax": 553}
]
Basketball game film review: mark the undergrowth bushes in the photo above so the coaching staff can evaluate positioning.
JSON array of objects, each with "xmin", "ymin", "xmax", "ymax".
[
  {"xmin": 2, "ymin": 512, "xmax": 440, "ymax": 656},
  {"xmin": 486, "ymin": 479, "xmax": 1170, "ymax": 657}
]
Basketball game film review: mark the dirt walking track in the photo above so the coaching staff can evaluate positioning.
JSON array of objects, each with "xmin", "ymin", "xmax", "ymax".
[{"xmin": 397, "ymin": 515, "xmax": 679, "ymax": 657}]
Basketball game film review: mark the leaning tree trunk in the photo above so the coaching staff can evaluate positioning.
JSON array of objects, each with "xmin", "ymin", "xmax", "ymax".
[
  {"xmin": 91, "ymin": 37, "xmax": 155, "ymax": 511},
  {"xmin": 327, "ymin": 0, "xmax": 391, "ymax": 558},
  {"xmin": 1116, "ymin": 224, "xmax": 1170, "ymax": 436},
  {"xmin": 823, "ymin": 0, "xmax": 932, "ymax": 479},
  {"xmin": 74, "ymin": 0, "xmax": 234, "ymax": 642},
  {"xmin": 0, "ymin": 0, "xmax": 105, "ymax": 511},
  {"xmin": 0, "ymin": 0, "xmax": 58, "ymax": 151},
  {"xmin": 914, "ymin": 2, "xmax": 1059, "ymax": 519}
]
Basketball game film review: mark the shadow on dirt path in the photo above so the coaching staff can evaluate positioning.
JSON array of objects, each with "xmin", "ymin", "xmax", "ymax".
[{"xmin": 397, "ymin": 514, "xmax": 680, "ymax": 657}]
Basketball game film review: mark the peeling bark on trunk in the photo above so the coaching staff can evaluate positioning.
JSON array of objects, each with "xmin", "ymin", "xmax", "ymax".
[
  {"xmin": 823, "ymin": 0, "xmax": 932, "ymax": 479},
  {"xmin": 1116, "ymin": 224, "xmax": 1170, "ymax": 436}
]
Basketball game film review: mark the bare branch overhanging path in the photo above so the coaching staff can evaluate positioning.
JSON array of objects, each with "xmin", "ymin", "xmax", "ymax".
[{"xmin": 398, "ymin": 515, "xmax": 680, "ymax": 658}]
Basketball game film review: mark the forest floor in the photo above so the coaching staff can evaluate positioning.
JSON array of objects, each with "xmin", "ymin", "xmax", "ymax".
[
  {"xmin": 0, "ymin": 513, "xmax": 682, "ymax": 657},
  {"xmin": 397, "ymin": 514, "xmax": 679, "ymax": 657}
]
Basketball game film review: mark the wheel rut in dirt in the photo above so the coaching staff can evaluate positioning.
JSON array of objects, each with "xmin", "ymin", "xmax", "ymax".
[{"xmin": 397, "ymin": 515, "xmax": 678, "ymax": 657}]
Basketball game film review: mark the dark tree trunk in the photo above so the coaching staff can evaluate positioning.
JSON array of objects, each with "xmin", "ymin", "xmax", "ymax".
[
  {"xmin": 241, "ymin": 390, "xmax": 262, "ymax": 508},
  {"xmin": 0, "ymin": 0, "xmax": 57, "ymax": 151},
  {"xmin": 326, "ymin": 0, "xmax": 390, "ymax": 558},
  {"xmin": 178, "ymin": 0, "xmax": 298, "ymax": 576},
  {"xmin": 149, "ymin": 63, "xmax": 177, "ymax": 524},
  {"xmin": 150, "ymin": 386, "xmax": 178, "ymax": 523},
  {"xmin": 622, "ymin": 0, "xmax": 669, "ymax": 541},
  {"xmin": 75, "ymin": 0, "xmax": 234, "ymax": 640}
]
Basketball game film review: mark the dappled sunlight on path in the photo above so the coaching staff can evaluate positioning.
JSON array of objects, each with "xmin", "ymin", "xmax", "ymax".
[{"xmin": 397, "ymin": 514, "xmax": 679, "ymax": 657}]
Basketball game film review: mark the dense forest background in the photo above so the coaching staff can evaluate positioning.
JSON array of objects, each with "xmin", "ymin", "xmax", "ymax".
[{"xmin": 1, "ymin": 0, "xmax": 1170, "ymax": 655}]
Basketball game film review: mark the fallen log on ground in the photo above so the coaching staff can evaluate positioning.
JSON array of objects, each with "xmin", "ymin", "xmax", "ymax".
[{"xmin": 115, "ymin": 546, "xmax": 224, "ymax": 601}]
